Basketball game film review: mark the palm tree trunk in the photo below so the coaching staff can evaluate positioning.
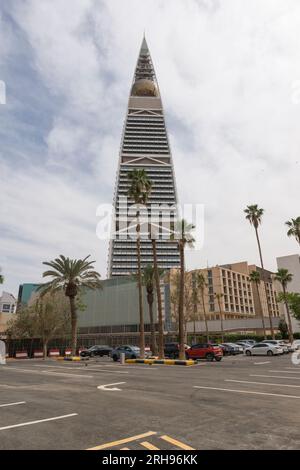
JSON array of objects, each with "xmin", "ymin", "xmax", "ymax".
[
  {"xmin": 178, "ymin": 242, "xmax": 185, "ymax": 360},
  {"xmin": 256, "ymin": 281, "xmax": 267, "ymax": 339},
  {"xmin": 69, "ymin": 296, "xmax": 77, "ymax": 357},
  {"xmin": 255, "ymin": 227, "xmax": 275, "ymax": 339},
  {"xmin": 152, "ymin": 239, "xmax": 164, "ymax": 359},
  {"xmin": 136, "ymin": 216, "xmax": 145, "ymax": 359},
  {"xmin": 43, "ymin": 340, "xmax": 48, "ymax": 360},
  {"xmin": 283, "ymin": 286, "xmax": 294, "ymax": 343},
  {"xmin": 147, "ymin": 296, "xmax": 157, "ymax": 356},
  {"xmin": 202, "ymin": 294, "xmax": 209, "ymax": 342},
  {"xmin": 217, "ymin": 298, "xmax": 224, "ymax": 342}
]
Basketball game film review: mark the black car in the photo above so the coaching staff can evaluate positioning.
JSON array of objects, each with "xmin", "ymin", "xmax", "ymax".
[
  {"xmin": 164, "ymin": 342, "xmax": 190, "ymax": 359},
  {"xmin": 80, "ymin": 345, "xmax": 112, "ymax": 357}
]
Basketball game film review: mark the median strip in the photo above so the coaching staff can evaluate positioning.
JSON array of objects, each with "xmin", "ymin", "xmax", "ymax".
[{"xmin": 125, "ymin": 359, "xmax": 196, "ymax": 366}]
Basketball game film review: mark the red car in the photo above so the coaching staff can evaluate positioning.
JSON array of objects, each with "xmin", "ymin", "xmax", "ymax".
[{"xmin": 186, "ymin": 343, "xmax": 223, "ymax": 361}]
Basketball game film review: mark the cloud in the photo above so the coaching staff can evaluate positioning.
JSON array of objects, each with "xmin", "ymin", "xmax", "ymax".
[{"xmin": 1, "ymin": 0, "xmax": 300, "ymax": 295}]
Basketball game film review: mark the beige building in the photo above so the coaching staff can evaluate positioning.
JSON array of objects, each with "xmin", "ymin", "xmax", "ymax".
[{"xmin": 169, "ymin": 261, "xmax": 280, "ymax": 334}]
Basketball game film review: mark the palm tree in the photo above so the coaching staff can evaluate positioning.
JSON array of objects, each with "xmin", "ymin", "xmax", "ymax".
[
  {"xmin": 286, "ymin": 217, "xmax": 300, "ymax": 246},
  {"xmin": 192, "ymin": 271, "xmax": 209, "ymax": 342},
  {"xmin": 128, "ymin": 169, "xmax": 152, "ymax": 359},
  {"xmin": 193, "ymin": 272, "xmax": 210, "ymax": 343},
  {"xmin": 249, "ymin": 270, "xmax": 266, "ymax": 338},
  {"xmin": 172, "ymin": 219, "xmax": 195, "ymax": 360},
  {"xmin": 244, "ymin": 204, "xmax": 275, "ymax": 338},
  {"xmin": 151, "ymin": 236, "xmax": 165, "ymax": 359},
  {"xmin": 274, "ymin": 268, "xmax": 294, "ymax": 343},
  {"xmin": 139, "ymin": 265, "xmax": 164, "ymax": 357},
  {"xmin": 214, "ymin": 293, "xmax": 224, "ymax": 342},
  {"xmin": 38, "ymin": 255, "xmax": 101, "ymax": 356}
]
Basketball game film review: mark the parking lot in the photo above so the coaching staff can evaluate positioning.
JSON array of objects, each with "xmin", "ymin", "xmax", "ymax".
[{"xmin": 0, "ymin": 354, "xmax": 300, "ymax": 450}]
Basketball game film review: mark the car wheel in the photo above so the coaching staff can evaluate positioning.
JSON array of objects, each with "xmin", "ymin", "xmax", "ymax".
[
  {"xmin": 267, "ymin": 350, "xmax": 273, "ymax": 356},
  {"xmin": 112, "ymin": 355, "xmax": 118, "ymax": 362},
  {"xmin": 206, "ymin": 353, "xmax": 214, "ymax": 361},
  {"xmin": 246, "ymin": 350, "xmax": 251, "ymax": 356},
  {"xmin": 215, "ymin": 356, "xmax": 222, "ymax": 362},
  {"xmin": 131, "ymin": 354, "xmax": 136, "ymax": 359}
]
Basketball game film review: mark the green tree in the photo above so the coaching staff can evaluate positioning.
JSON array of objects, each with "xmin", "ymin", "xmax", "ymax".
[
  {"xmin": 38, "ymin": 255, "xmax": 101, "ymax": 356},
  {"xmin": 7, "ymin": 291, "xmax": 70, "ymax": 358},
  {"xmin": 128, "ymin": 169, "xmax": 152, "ymax": 359},
  {"xmin": 249, "ymin": 270, "xmax": 266, "ymax": 338},
  {"xmin": 278, "ymin": 317, "xmax": 289, "ymax": 340},
  {"xmin": 214, "ymin": 292, "xmax": 224, "ymax": 343},
  {"xmin": 280, "ymin": 292, "xmax": 300, "ymax": 321},
  {"xmin": 285, "ymin": 217, "xmax": 300, "ymax": 246},
  {"xmin": 244, "ymin": 204, "xmax": 275, "ymax": 338},
  {"xmin": 172, "ymin": 220, "xmax": 195, "ymax": 360},
  {"xmin": 274, "ymin": 268, "xmax": 293, "ymax": 343},
  {"xmin": 0, "ymin": 268, "xmax": 4, "ymax": 285}
]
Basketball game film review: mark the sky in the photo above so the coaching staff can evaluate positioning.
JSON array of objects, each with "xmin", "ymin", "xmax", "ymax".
[{"xmin": 0, "ymin": 0, "xmax": 300, "ymax": 297}]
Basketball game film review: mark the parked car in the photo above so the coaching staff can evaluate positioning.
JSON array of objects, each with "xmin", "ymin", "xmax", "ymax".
[
  {"xmin": 186, "ymin": 343, "xmax": 223, "ymax": 361},
  {"xmin": 245, "ymin": 342, "xmax": 283, "ymax": 356},
  {"xmin": 242, "ymin": 339, "xmax": 257, "ymax": 346},
  {"xmin": 261, "ymin": 340, "xmax": 289, "ymax": 354},
  {"xmin": 80, "ymin": 345, "xmax": 113, "ymax": 357},
  {"xmin": 219, "ymin": 343, "xmax": 242, "ymax": 356},
  {"xmin": 236, "ymin": 341, "xmax": 254, "ymax": 350},
  {"xmin": 291, "ymin": 340, "xmax": 300, "ymax": 351},
  {"xmin": 110, "ymin": 345, "xmax": 151, "ymax": 362},
  {"xmin": 164, "ymin": 342, "xmax": 190, "ymax": 359}
]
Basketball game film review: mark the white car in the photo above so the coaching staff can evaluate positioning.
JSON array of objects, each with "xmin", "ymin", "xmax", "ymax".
[
  {"xmin": 245, "ymin": 342, "xmax": 283, "ymax": 356},
  {"xmin": 292, "ymin": 340, "xmax": 300, "ymax": 351},
  {"xmin": 262, "ymin": 340, "xmax": 289, "ymax": 354}
]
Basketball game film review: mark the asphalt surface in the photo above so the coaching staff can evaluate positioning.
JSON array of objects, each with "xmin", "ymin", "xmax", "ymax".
[{"xmin": 0, "ymin": 354, "xmax": 299, "ymax": 450}]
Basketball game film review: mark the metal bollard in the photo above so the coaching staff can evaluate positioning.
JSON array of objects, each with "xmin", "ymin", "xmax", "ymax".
[{"xmin": 120, "ymin": 352, "xmax": 125, "ymax": 365}]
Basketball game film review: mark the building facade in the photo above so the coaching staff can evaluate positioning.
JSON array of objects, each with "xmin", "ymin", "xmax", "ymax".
[
  {"xmin": 169, "ymin": 261, "xmax": 281, "ymax": 335},
  {"xmin": 108, "ymin": 37, "xmax": 180, "ymax": 277},
  {"xmin": 277, "ymin": 254, "xmax": 300, "ymax": 332}
]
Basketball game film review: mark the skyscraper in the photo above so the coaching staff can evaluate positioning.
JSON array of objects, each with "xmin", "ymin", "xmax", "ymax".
[{"xmin": 108, "ymin": 37, "xmax": 180, "ymax": 277}]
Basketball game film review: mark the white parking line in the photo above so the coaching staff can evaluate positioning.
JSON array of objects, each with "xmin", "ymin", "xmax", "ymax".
[
  {"xmin": 0, "ymin": 413, "xmax": 78, "ymax": 431},
  {"xmin": 269, "ymin": 370, "xmax": 300, "ymax": 374},
  {"xmin": 4, "ymin": 367, "xmax": 93, "ymax": 378},
  {"xmin": 254, "ymin": 361, "xmax": 270, "ymax": 365},
  {"xmin": 193, "ymin": 385, "xmax": 300, "ymax": 399},
  {"xmin": 34, "ymin": 364, "xmax": 130, "ymax": 375},
  {"xmin": 0, "ymin": 402, "xmax": 26, "ymax": 408},
  {"xmin": 226, "ymin": 379, "xmax": 300, "ymax": 389},
  {"xmin": 250, "ymin": 374, "xmax": 300, "ymax": 380}
]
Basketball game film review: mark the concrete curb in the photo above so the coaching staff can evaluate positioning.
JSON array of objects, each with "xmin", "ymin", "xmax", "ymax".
[{"xmin": 125, "ymin": 358, "xmax": 196, "ymax": 366}]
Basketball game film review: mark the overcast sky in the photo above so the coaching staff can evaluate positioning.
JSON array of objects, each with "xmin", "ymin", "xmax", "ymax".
[{"xmin": 1, "ymin": 0, "xmax": 300, "ymax": 296}]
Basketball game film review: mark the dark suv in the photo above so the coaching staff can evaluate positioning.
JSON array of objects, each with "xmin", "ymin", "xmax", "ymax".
[
  {"xmin": 80, "ymin": 345, "xmax": 112, "ymax": 358},
  {"xmin": 164, "ymin": 342, "xmax": 190, "ymax": 359}
]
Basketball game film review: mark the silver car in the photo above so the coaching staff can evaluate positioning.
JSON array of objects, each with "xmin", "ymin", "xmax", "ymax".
[
  {"xmin": 262, "ymin": 340, "xmax": 289, "ymax": 354},
  {"xmin": 245, "ymin": 342, "xmax": 283, "ymax": 356}
]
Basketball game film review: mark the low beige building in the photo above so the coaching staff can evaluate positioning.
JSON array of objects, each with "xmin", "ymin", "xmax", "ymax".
[{"xmin": 169, "ymin": 261, "xmax": 281, "ymax": 335}]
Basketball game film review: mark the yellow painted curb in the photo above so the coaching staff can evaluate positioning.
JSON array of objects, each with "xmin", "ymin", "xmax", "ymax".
[{"xmin": 125, "ymin": 359, "xmax": 196, "ymax": 366}]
